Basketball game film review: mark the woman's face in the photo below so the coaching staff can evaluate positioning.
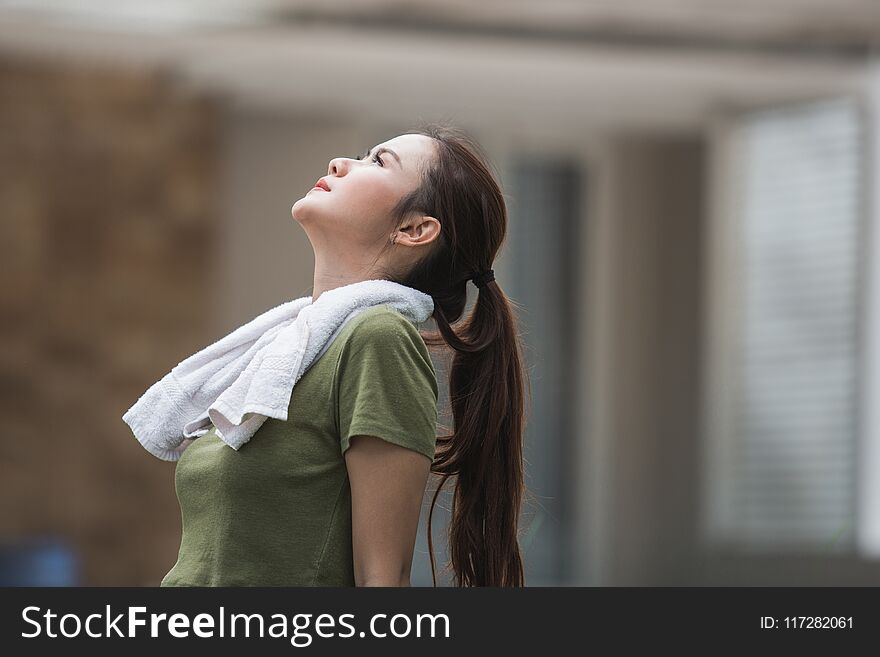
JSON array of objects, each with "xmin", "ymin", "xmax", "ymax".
[{"xmin": 291, "ymin": 133, "xmax": 438, "ymax": 262}]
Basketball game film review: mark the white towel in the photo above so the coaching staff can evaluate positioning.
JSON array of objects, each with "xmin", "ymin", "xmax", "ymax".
[{"xmin": 122, "ymin": 279, "xmax": 434, "ymax": 461}]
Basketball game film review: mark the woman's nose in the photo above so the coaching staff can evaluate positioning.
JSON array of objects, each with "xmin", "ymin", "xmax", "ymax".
[{"xmin": 328, "ymin": 156, "xmax": 352, "ymax": 176}]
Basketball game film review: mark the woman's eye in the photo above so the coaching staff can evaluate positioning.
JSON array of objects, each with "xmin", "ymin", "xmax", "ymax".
[{"xmin": 350, "ymin": 153, "xmax": 383, "ymax": 166}]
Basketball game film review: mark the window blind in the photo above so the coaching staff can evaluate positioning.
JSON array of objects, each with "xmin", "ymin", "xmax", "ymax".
[{"xmin": 705, "ymin": 97, "xmax": 864, "ymax": 552}]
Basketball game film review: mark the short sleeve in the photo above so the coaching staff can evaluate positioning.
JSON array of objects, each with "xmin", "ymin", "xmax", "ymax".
[{"xmin": 336, "ymin": 311, "xmax": 438, "ymax": 461}]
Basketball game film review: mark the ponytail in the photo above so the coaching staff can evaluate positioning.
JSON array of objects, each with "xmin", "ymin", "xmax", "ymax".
[{"xmin": 424, "ymin": 279, "xmax": 527, "ymax": 586}]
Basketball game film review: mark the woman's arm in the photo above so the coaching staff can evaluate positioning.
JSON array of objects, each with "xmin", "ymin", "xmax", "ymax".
[{"xmin": 344, "ymin": 434, "xmax": 432, "ymax": 587}]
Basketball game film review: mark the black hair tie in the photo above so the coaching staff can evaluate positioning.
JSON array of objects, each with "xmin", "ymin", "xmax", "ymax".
[{"xmin": 471, "ymin": 268, "xmax": 495, "ymax": 288}]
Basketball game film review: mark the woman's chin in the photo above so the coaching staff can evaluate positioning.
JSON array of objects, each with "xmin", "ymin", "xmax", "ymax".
[
  {"xmin": 291, "ymin": 198, "xmax": 310, "ymax": 222},
  {"xmin": 291, "ymin": 203, "xmax": 326, "ymax": 228}
]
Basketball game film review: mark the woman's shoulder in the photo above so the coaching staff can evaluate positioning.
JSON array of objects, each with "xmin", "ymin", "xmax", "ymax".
[
  {"xmin": 338, "ymin": 304, "xmax": 433, "ymax": 367},
  {"xmin": 344, "ymin": 303, "xmax": 423, "ymax": 340}
]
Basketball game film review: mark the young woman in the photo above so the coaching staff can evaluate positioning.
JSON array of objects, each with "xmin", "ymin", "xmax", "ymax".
[{"xmin": 160, "ymin": 123, "xmax": 528, "ymax": 588}]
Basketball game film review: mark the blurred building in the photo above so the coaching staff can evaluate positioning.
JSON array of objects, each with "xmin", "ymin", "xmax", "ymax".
[{"xmin": 1, "ymin": 1, "xmax": 879, "ymax": 586}]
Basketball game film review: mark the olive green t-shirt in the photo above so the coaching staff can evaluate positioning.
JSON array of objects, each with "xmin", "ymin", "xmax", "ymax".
[{"xmin": 159, "ymin": 304, "xmax": 439, "ymax": 587}]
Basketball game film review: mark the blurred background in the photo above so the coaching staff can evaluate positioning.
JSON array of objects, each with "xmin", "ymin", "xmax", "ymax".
[{"xmin": 1, "ymin": 0, "xmax": 880, "ymax": 586}]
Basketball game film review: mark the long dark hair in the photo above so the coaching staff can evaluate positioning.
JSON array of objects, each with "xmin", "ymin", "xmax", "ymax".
[{"xmin": 374, "ymin": 121, "xmax": 530, "ymax": 587}]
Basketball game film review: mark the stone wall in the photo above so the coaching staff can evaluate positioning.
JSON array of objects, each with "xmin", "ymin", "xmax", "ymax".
[{"xmin": 0, "ymin": 56, "xmax": 221, "ymax": 585}]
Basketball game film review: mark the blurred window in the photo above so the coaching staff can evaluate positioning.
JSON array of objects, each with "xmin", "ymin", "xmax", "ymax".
[
  {"xmin": 506, "ymin": 156, "xmax": 582, "ymax": 583},
  {"xmin": 704, "ymin": 98, "xmax": 864, "ymax": 552}
]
